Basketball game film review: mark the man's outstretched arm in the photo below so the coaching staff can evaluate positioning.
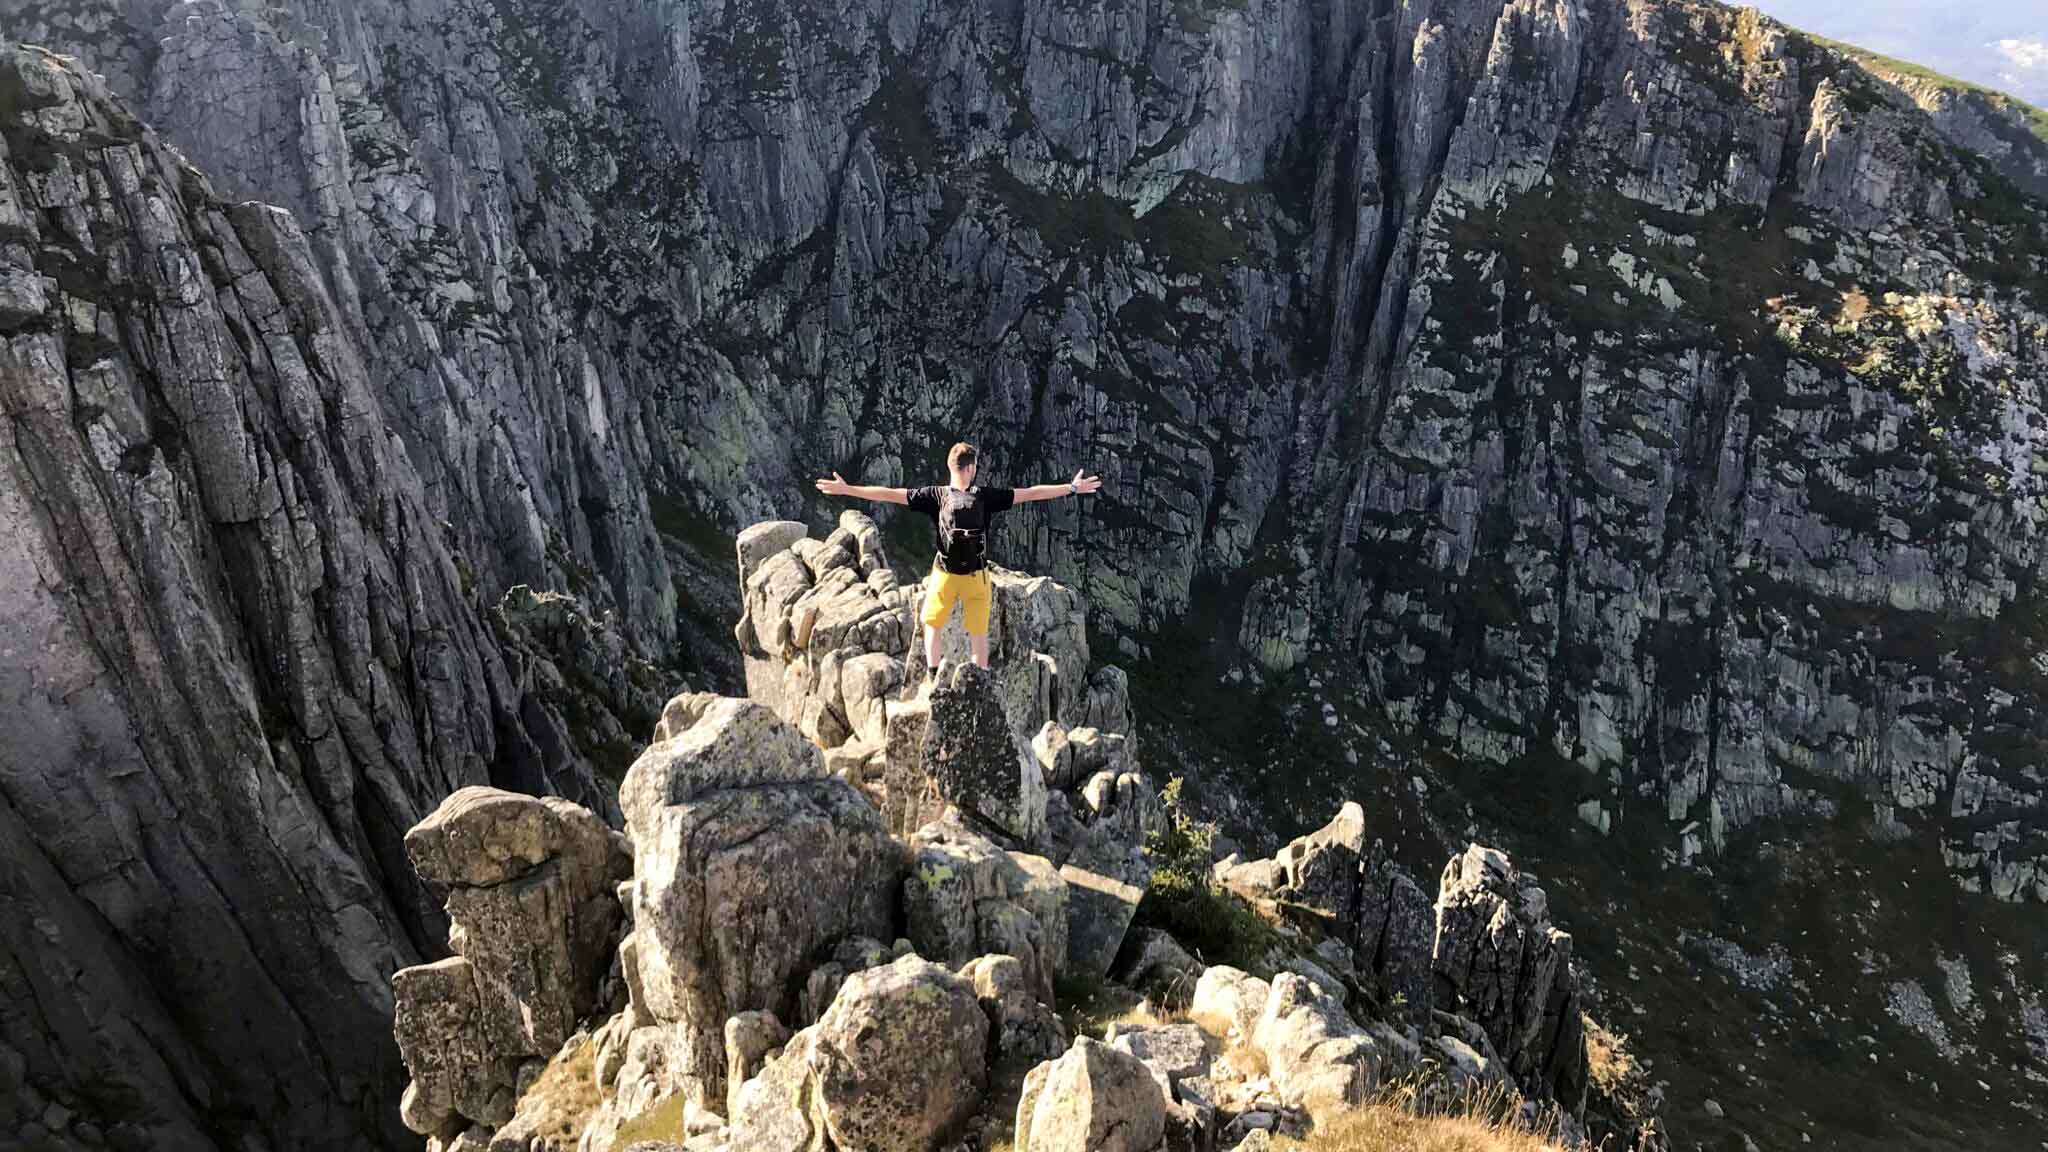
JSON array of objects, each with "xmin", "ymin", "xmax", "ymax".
[
  {"xmin": 814, "ymin": 472, "xmax": 909, "ymax": 504},
  {"xmin": 1013, "ymin": 469, "xmax": 1104, "ymax": 504}
]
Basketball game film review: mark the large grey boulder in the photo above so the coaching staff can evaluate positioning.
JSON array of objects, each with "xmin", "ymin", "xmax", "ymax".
[
  {"xmin": 920, "ymin": 659, "xmax": 1050, "ymax": 845},
  {"xmin": 737, "ymin": 520, "xmax": 808, "ymax": 587},
  {"xmin": 619, "ymin": 695, "xmax": 902, "ymax": 1110},
  {"xmin": 1273, "ymin": 802, "xmax": 1368, "ymax": 927},
  {"xmin": 392, "ymin": 788, "xmax": 629, "ymax": 1136},
  {"xmin": 903, "ymin": 821, "xmax": 1068, "ymax": 1002},
  {"xmin": 808, "ymin": 955, "xmax": 990, "ymax": 1152},
  {"xmin": 1188, "ymin": 967, "xmax": 1270, "ymax": 1049},
  {"xmin": 1058, "ymin": 834, "xmax": 1154, "ymax": 980},
  {"xmin": 1014, "ymin": 1036, "xmax": 1169, "ymax": 1152},
  {"xmin": 1434, "ymin": 845, "xmax": 1589, "ymax": 1112},
  {"xmin": 1106, "ymin": 1021, "xmax": 1214, "ymax": 1090},
  {"xmin": 1252, "ymin": 973, "xmax": 1388, "ymax": 1124}
]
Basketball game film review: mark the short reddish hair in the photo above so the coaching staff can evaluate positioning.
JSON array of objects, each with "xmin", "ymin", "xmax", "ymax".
[{"xmin": 948, "ymin": 442, "xmax": 978, "ymax": 470}]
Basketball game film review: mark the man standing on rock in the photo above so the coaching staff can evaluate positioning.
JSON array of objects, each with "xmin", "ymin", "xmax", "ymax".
[{"xmin": 815, "ymin": 442, "xmax": 1101, "ymax": 671}]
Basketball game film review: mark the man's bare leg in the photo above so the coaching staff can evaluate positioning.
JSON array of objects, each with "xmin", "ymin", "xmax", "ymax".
[
  {"xmin": 970, "ymin": 633, "xmax": 990, "ymax": 670},
  {"xmin": 925, "ymin": 623, "xmax": 943, "ymax": 672}
]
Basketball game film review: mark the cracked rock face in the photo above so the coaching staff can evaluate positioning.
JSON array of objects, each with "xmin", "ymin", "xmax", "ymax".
[
  {"xmin": 617, "ymin": 693, "xmax": 904, "ymax": 1111},
  {"xmin": 0, "ymin": 42, "xmax": 636, "ymax": 1152},
  {"xmin": 392, "ymin": 787, "xmax": 630, "ymax": 1137},
  {"xmin": 1432, "ymin": 845, "xmax": 1588, "ymax": 1112}
]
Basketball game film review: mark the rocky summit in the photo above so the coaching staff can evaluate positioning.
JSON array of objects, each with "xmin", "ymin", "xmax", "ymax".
[
  {"xmin": 380, "ymin": 517, "xmax": 1622, "ymax": 1152},
  {"xmin": 2, "ymin": 0, "xmax": 2047, "ymax": 1149}
]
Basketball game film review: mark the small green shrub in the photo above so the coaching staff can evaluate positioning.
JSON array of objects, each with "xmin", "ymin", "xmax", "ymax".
[{"xmin": 1138, "ymin": 779, "xmax": 1283, "ymax": 972}]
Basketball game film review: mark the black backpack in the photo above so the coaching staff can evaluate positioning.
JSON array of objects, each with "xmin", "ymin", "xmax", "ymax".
[{"xmin": 935, "ymin": 489, "xmax": 990, "ymax": 574}]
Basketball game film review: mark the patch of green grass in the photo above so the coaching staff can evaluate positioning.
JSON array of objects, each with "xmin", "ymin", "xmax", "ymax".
[
  {"xmin": 1135, "ymin": 779, "xmax": 1288, "ymax": 972},
  {"xmin": 607, "ymin": 1092, "xmax": 684, "ymax": 1152},
  {"xmin": 985, "ymin": 166, "xmax": 1250, "ymax": 284}
]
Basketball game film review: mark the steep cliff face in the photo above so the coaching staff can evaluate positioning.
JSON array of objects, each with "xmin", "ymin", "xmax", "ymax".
[
  {"xmin": 5, "ymin": 0, "xmax": 2048, "ymax": 1147},
  {"xmin": 13, "ymin": 0, "xmax": 2041, "ymax": 908},
  {"xmin": 0, "ymin": 43, "xmax": 648, "ymax": 1152}
]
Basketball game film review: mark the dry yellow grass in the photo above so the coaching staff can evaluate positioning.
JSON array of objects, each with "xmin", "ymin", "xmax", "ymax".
[
  {"xmin": 1275, "ymin": 1103, "xmax": 1564, "ymax": 1152},
  {"xmin": 515, "ymin": 1037, "xmax": 601, "ymax": 1144},
  {"xmin": 608, "ymin": 1093, "xmax": 685, "ymax": 1151},
  {"xmin": 1838, "ymin": 288, "xmax": 1871, "ymax": 327},
  {"xmin": 1582, "ymin": 1015, "xmax": 1639, "ymax": 1099}
]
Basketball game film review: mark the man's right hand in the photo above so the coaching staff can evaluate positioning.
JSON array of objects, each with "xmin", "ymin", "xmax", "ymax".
[{"xmin": 814, "ymin": 472, "xmax": 852, "ymax": 497}]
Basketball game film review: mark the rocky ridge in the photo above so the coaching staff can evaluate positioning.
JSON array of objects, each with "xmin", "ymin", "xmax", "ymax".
[
  {"xmin": 0, "ymin": 43, "xmax": 652, "ymax": 1152},
  {"xmin": 4, "ymin": 0, "xmax": 2048, "ymax": 1145},
  {"xmin": 385, "ymin": 519, "xmax": 1626, "ymax": 1152}
]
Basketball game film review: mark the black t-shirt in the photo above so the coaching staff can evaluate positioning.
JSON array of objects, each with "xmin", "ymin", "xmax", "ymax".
[{"xmin": 907, "ymin": 485, "xmax": 1015, "ymax": 574}]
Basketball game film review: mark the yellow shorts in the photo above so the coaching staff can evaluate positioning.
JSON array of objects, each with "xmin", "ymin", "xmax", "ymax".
[{"xmin": 921, "ymin": 566, "xmax": 993, "ymax": 635}]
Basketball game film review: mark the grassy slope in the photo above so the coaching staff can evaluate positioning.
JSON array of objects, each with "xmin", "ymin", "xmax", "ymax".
[{"xmin": 1810, "ymin": 34, "xmax": 2048, "ymax": 144}]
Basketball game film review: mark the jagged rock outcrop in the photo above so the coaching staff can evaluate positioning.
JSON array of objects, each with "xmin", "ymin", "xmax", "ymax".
[
  {"xmin": 739, "ymin": 515, "xmax": 1158, "ymax": 980},
  {"xmin": 0, "ymin": 42, "xmax": 640, "ymax": 1152},
  {"xmin": 1220, "ymin": 804, "xmax": 1436, "ymax": 1027},
  {"xmin": 1433, "ymin": 846, "xmax": 1588, "ymax": 1113},
  {"xmin": 1209, "ymin": 806, "xmax": 1587, "ymax": 1116},
  {"xmin": 738, "ymin": 511, "xmax": 1121, "ymax": 761},
  {"xmin": 1350, "ymin": 844, "xmax": 1437, "ymax": 1031},
  {"xmin": 393, "ymin": 788, "xmax": 630, "ymax": 1136},
  {"xmin": 615, "ymin": 694, "xmax": 903, "ymax": 1111}
]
